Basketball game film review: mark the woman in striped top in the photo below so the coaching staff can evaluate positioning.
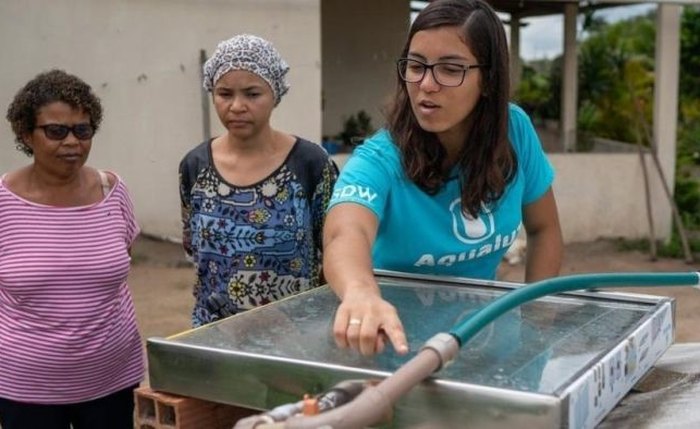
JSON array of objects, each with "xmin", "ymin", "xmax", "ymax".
[{"xmin": 0, "ymin": 70, "xmax": 144, "ymax": 429}]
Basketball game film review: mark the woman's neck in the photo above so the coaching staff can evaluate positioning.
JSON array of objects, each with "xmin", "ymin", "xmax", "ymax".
[
  {"xmin": 223, "ymin": 126, "xmax": 277, "ymax": 154},
  {"xmin": 10, "ymin": 164, "xmax": 98, "ymax": 207},
  {"xmin": 438, "ymin": 118, "xmax": 473, "ymax": 169},
  {"xmin": 212, "ymin": 127, "xmax": 295, "ymax": 186},
  {"xmin": 27, "ymin": 165, "xmax": 83, "ymax": 190}
]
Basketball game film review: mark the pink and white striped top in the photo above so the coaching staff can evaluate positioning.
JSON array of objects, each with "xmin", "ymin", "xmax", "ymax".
[{"xmin": 0, "ymin": 174, "xmax": 144, "ymax": 404}]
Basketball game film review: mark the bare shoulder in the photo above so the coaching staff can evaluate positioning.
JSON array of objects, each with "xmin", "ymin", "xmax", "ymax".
[
  {"xmin": 277, "ymin": 131, "xmax": 297, "ymax": 151},
  {"xmin": 1, "ymin": 166, "xmax": 30, "ymax": 193}
]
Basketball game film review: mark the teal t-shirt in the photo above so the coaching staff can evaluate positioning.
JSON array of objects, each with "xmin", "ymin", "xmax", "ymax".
[{"xmin": 328, "ymin": 104, "xmax": 554, "ymax": 279}]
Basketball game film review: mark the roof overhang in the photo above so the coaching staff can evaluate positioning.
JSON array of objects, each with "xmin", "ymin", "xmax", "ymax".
[{"xmin": 486, "ymin": 0, "xmax": 700, "ymax": 18}]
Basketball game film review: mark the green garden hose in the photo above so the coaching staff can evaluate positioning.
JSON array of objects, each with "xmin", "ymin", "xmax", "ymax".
[{"xmin": 450, "ymin": 271, "xmax": 700, "ymax": 346}]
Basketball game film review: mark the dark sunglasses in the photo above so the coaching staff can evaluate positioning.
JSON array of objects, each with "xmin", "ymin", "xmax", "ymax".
[{"xmin": 35, "ymin": 123, "xmax": 95, "ymax": 140}]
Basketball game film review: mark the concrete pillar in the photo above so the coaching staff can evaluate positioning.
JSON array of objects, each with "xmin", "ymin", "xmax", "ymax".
[
  {"xmin": 653, "ymin": 6, "xmax": 681, "ymax": 191},
  {"xmin": 509, "ymin": 12, "xmax": 522, "ymax": 97},
  {"xmin": 561, "ymin": 2, "xmax": 579, "ymax": 152},
  {"xmin": 652, "ymin": 4, "xmax": 681, "ymax": 239}
]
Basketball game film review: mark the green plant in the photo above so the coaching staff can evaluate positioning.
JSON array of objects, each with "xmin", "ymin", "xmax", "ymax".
[
  {"xmin": 514, "ymin": 65, "xmax": 552, "ymax": 124},
  {"xmin": 336, "ymin": 110, "xmax": 374, "ymax": 147},
  {"xmin": 675, "ymin": 176, "xmax": 700, "ymax": 229},
  {"xmin": 614, "ymin": 233, "xmax": 700, "ymax": 259}
]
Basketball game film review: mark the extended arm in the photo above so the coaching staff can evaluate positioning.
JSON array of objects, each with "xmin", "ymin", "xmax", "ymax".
[{"xmin": 323, "ymin": 203, "xmax": 408, "ymax": 356}]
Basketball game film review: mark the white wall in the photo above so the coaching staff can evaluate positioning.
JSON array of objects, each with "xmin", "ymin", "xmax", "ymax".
[
  {"xmin": 0, "ymin": 0, "xmax": 674, "ymax": 244},
  {"xmin": 550, "ymin": 153, "xmax": 672, "ymax": 243},
  {"xmin": 0, "ymin": 0, "xmax": 321, "ymax": 240},
  {"xmin": 321, "ymin": 0, "xmax": 409, "ymax": 138}
]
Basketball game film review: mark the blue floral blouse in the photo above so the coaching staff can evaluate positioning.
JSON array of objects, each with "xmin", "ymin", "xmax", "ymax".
[{"xmin": 179, "ymin": 138, "xmax": 337, "ymax": 327}]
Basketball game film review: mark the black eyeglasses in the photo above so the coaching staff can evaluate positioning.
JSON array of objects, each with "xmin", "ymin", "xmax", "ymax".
[
  {"xmin": 35, "ymin": 123, "xmax": 95, "ymax": 141},
  {"xmin": 397, "ymin": 58, "xmax": 486, "ymax": 87}
]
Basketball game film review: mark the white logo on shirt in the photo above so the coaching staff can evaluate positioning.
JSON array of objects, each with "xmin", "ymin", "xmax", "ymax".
[
  {"xmin": 413, "ymin": 229, "xmax": 518, "ymax": 267},
  {"xmin": 333, "ymin": 185, "xmax": 378, "ymax": 203},
  {"xmin": 413, "ymin": 199, "xmax": 519, "ymax": 268},
  {"xmin": 450, "ymin": 199, "xmax": 494, "ymax": 244}
]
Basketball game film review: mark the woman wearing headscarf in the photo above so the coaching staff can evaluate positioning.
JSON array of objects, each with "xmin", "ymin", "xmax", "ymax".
[{"xmin": 179, "ymin": 34, "xmax": 338, "ymax": 327}]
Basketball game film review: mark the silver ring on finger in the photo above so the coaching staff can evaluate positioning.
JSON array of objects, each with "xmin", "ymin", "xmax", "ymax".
[{"xmin": 348, "ymin": 318, "xmax": 362, "ymax": 327}]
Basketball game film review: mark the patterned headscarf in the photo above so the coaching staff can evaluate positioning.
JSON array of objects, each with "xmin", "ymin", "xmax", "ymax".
[{"xmin": 202, "ymin": 34, "xmax": 290, "ymax": 106}]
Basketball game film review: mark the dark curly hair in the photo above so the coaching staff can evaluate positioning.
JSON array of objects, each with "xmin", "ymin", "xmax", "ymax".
[
  {"xmin": 387, "ymin": 0, "xmax": 515, "ymax": 218},
  {"xmin": 5, "ymin": 69, "xmax": 103, "ymax": 156}
]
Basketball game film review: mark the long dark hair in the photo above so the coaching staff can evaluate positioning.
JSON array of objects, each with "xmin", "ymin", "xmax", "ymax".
[{"xmin": 387, "ymin": 0, "xmax": 515, "ymax": 217}]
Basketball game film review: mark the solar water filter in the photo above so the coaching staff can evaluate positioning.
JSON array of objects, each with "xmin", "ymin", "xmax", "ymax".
[{"xmin": 148, "ymin": 271, "xmax": 680, "ymax": 428}]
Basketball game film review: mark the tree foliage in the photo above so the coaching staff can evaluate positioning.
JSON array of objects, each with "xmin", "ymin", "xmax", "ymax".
[
  {"xmin": 576, "ymin": 13, "xmax": 656, "ymax": 144},
  {"xmin": 514, "ymin": 65, "xmax": 552, "ymax": 123},
  {"xmin": 514, "ymin": 6, "xmax": 700, "ymax": 230},
  {"xmin": 681, "ymin": 6, "xmax": 700, "ymax": 100}
]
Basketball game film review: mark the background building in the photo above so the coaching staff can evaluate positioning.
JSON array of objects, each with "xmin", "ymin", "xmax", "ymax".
[{"xmin": 0, "ymin": 0, "xmax": 686, "ymax": 243}]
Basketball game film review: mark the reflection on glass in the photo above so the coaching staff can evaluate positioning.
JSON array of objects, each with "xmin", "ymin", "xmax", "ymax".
[{"xmin": 172, "ymin": 280, "xmax": 652, "ymax": 395}]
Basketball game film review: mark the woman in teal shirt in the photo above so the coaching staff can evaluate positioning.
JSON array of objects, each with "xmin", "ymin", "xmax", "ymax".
[{"xmin": 323, "ymin": 0, "xmax": 563, "ymax": 356}]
